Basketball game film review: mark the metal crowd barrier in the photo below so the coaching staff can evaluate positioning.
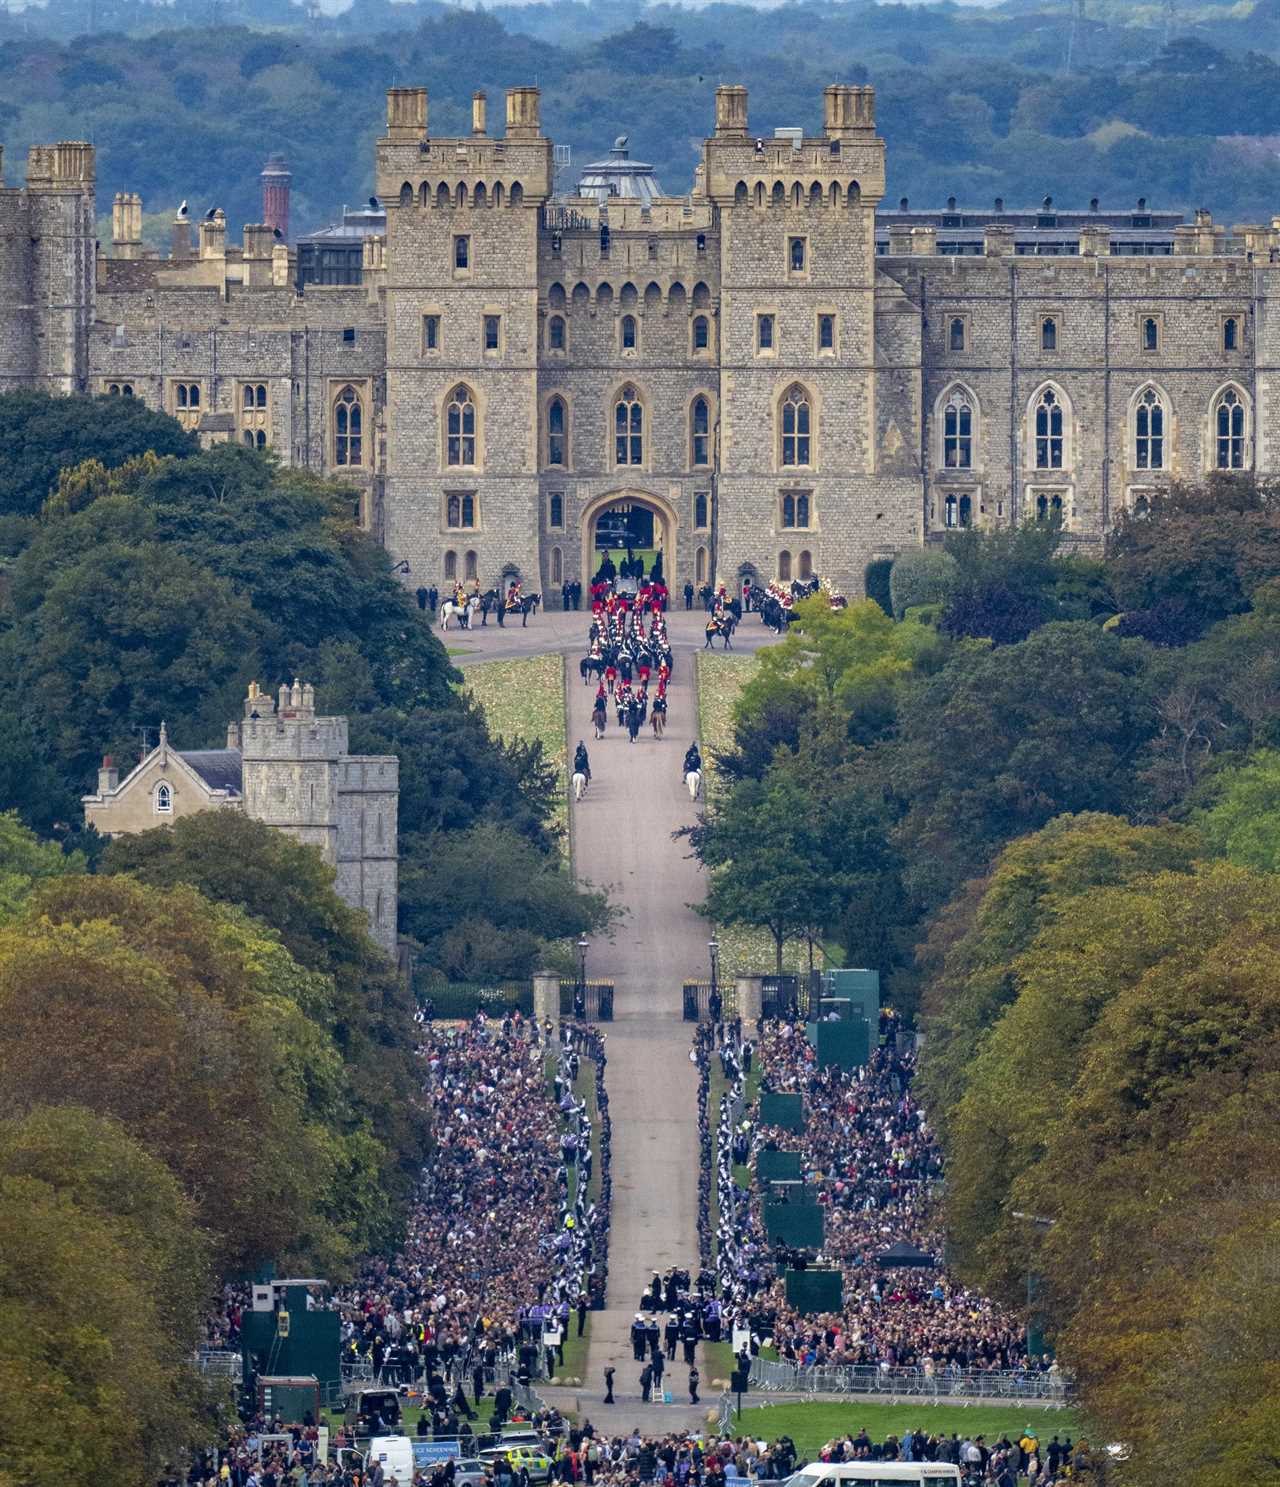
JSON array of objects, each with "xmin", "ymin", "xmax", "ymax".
[
  {"xmin": 195, "ymin": 1349, "xmax": 243, "ymax": 1383},
  {"xmin": 748, "ymin": 1356, "xmax": 1071, "ymax": 1402}
]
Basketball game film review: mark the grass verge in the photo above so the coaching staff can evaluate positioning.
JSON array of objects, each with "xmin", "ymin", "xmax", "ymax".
[
  {"xmin": 463, "ymin": 653, "xmax": 568, "ymax": 850},
  {"xmin": 733, "ymin": 1402, "xmax": 1082, "ymax": 1456}
]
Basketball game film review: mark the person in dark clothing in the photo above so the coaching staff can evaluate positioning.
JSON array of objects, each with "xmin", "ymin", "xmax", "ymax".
[
  {"xmin": 603, "ymin": 1366, "xmax": 615, "ymax": 1404},
  {"xmin": 652, "ymin": 1348, "xmax": 665, "ymax": 1385},
  {"xmin": 577, "ymin": 1293, "xmax": 588, "ymax": 1337},
  {"xmin": 640, "ymin": 1363, "xmax": 653, "ymax": 1403},
  {"xmin": 664, "ymin": 1317, "xmax": 679, "ymax": 1360},
  {"xmin": 472, "ymin": 1364, "xmax": 485, "ymax": 1404},
  {"xmin": 428, "ymin": 585, "xmax": 439, "ymax": 613},
  {"xmin": 630, "ymin": 1316, "xmax": 646, "ymax": 1361},
  {"xmin": 684, "ymin": 581, "xmax": 694, "ymax": 610},
  {"xmin": 688, "ymin": 1367, "xmax": 700, "ymax": 1404}
]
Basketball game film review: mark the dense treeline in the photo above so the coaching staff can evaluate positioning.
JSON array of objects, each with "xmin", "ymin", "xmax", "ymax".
[
  {"xmin": 693, "ymin": 478, "xmax": 1280, "ymax": 1476},
  {"xmin": 2, "ymin": 2, "xmax": 1279, "ymax": 235},
  {"xmin": 0, "ymin": 392, "xmax": 610, "ymax": 1484}
]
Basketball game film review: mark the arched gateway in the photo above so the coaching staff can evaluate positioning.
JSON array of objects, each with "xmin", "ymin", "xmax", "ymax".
[{"xmin": 580, "ymin": 489, "xmax": 679, "ymax": 583}]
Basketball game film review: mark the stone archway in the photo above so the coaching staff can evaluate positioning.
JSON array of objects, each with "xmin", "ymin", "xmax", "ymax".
[{"xmin": 581, "ymin": 488, "xmax": 679, "ymax": 586}]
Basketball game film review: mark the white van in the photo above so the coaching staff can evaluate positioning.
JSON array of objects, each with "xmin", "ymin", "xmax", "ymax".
[
  {"xmin": 366, "ymin": 1434, "xmax": 415, "ymax": 1485},
  {"xmin": 789, "ymin": 1464, "xmax": 962, "ymax": 1487}
]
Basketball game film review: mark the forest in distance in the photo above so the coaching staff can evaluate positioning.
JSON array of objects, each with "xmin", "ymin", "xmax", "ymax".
[{"xmin": 3, "ymin": 0, "xmax": 1280, "ymax": 238}]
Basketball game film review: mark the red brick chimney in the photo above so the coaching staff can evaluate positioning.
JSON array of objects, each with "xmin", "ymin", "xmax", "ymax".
[{"xmin": 260, "ymin": 152, "xmax": 291, "ymax": 241}]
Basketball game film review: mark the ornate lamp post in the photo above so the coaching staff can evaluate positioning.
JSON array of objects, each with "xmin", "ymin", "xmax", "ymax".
[{"xmin": 575, "ymin": 935, "xmax": 589, "ymax": 1019}]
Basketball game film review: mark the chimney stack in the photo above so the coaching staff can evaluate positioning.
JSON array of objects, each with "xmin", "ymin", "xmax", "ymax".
[
  {"xmin": 505, "ymin": 86, "xmax": 541, "ymax": 139},
  {"xmin": 472, "ymin": 91, "xmax": 488, "ymax": 136},
  {"xmin": 98, "ymin": 755, "xmax": 119, "ymax": 794},
  {"xmin": 714, "ymin": 85, "xmax": 748, "ymax": 138},
  {"xmin": 260, "ymin": 152, "xmax": 291, "ymax": 241}
]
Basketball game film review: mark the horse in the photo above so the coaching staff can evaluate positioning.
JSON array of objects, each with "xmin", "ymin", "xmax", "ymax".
[
  {"xmin": 685, "ymin": 769, "xmax": 702, "ymax": 801},
  {"xmin": 572, "ymin": 770, "xmax": 588, "ymax": 802},
  {"xmin": 592, "ymin": 699, "xmax": 608, "ymax": 739},
  {"xmin": 651, "ymin": 709, "xmax": 665, "ymax": 739},
  {"xmin": 439, "ymin": 597, "xmax": 477, "ymax": 630},
  {"xmin": 580, "ymin": 654, "xmax": 606, "ymax": 685}
]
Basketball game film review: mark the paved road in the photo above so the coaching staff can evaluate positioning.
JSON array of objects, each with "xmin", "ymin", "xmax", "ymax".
[{"xmin": 449, "ymin": 604, "xmax": 776, "ymax": 1425}]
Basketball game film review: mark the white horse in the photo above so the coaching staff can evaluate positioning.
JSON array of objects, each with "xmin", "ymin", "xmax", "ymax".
[
  {"xmin": 685, "ymin": 769, "xmax": 702, "ymax": 801},
  {"xmin": 572, "ymin": 770, "xmax": 588, "ymax": 801},
  {"xmin": 439, "ymin": 597, "xmax": 478, "ymax": 631}
]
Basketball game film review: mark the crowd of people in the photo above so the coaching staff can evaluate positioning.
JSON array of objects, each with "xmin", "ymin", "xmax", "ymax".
[{"xmin": 705, "ymin": 1014, "xmax": 1031, "ymax": 1374}]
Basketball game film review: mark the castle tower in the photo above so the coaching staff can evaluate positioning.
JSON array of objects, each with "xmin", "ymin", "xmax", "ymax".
[
  {"xmin": 0, "ymin": 142, "xmax": 95, "ymax": 393},
  {"xmin": 239, "ymin": 677, "xmax": 345, "ymax": 866},
  {"xmin": 704, "ymin": 86, "xmax": 912, "ymax": 594},
  {"xmin": 260, "ymin": 152, "xmax": 291, "ymax": 240},
  {"xmin": 375, "ymin": 85, "xmax": 552, "ymax": 593}
]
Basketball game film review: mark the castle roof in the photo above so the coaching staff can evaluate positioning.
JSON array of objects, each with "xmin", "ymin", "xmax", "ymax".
[
  {"xmin": 178, "ymin": 749, "xmax": 243, "ymax": 793},
  {"xmin": 576, "ymin": 137, "xmax": 664, "ymax": 207}
]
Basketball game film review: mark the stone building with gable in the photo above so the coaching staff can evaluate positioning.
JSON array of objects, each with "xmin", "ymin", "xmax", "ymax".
[
  {"xmin": 2, "ymin": 83, "xmax": 1278, "ymax": 598},
  {"xmin": 82, "ymin": 681, "xmax": 399, "ymax": 958}
]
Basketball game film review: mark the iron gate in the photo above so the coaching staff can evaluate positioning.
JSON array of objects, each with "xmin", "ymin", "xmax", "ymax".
[
  {"xmin": 760, "ymin": 973, "xmax": 820, "ymax": 1021},
  {"xmin": 682, "ymin": 980, "xmax": 738, "ymax": 1021},
  {"xmin": 559, "ymin": 980, "xmax": 614, "ymax": 1021}
]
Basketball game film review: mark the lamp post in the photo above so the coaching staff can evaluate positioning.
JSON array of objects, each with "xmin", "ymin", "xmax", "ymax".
[
  {"xmin": 575, "ymin": 935, "xmax": 588, "ymax": 1019},
  {"xmin": 708, "ymin": 936, "xmax": 720, "ymax": 1006}
]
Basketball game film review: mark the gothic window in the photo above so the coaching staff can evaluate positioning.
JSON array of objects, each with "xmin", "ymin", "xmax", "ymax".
[
  {"xmin": 446, "ymin": 385, "xmax": 477, "ymax": 467},
  {"xmin": 696, "ymin": 545, "xmax": 708, "ymax": 584},
  {"xmin": 465, "ymin": 549, "xmax": 478, "ymax": 580},
  {"xmin": 778, "ymin": 550, "xmax": 792, "ymax": 581},
  {"xmin": 240, "ymin": 382, "xmax": 270, "ymax": 447},
  {"xmin": 1142, "ymin": 316, "xmax": 1160, "ymax": 352},
  {"xmin": 176, "ymin": 383, "xmax": 199, "ymax": 408},
  {"xmin": 798, "ymin": 549, "xmax": 813, "ymax": 579},
  {"xmin": 548, "ymin": 315, "xmax": 566, "ymax": 351},
  {"xmin": 691, "ymin": 396, "xmax": 710, "ymax": 468},
  {"xmin": 789, "ymin": 237, "xmax": 806, "ymax": 272},
  {"xmin": 333, "ymin": 384, "xmax": 364, "ymax": 466},
  {"xmin": 943, "ymin": 389, "xmax": 974, "ymax": 470},
  {"xmin": 446, "ymin": 492, "xmax": 477, "ymax": 529},
  {"xmin": 1040, "ymin": 316, "xmax": 1058, "ymax": 352},
  {"xmin": 155, "ymin": 782, "xmax": 172, "ymax": 814},
  {"xmin": 694, "ymin": 492, "xmax": 709, "ymax": 529},
  {"xmin": 454, "ymin": 235, "xmax": 470, "ymax": 270},
  {"xmin": 781, "ymin": 492, "xmax": 811, "ymax": 529},
  {"xmin": 1036, "ymin": 491, "xmax": 1064, "ymax": 522},
  {"xmin": 424, "ymin": 314, "xmax": 440, "ymax": 351},
  {"xmin": 171, "ymin": 381, "xmax": 202, "ymax": 430},
  {"xmin": 1223, "ymin": 316, "xmax": 1239, "ymax": 352},
  {"xmin": 780, "ymin": 385, "xmax": 812, "ymax": 468},
  {"xmin": 549, "ymin": 492, "xmax": 564, "ymax": 530},
  {"xmin": 1033, "ymin": 388, "xmax": 1064, "ymax": 470},
  {"xmin": 1215, "ymin": 387, "xmax": 1247, "ymax": 469},
  {"xmin": 547, "ymin": 397, "xmax": 567, "ymax": 467},
  {"xmin": 483, "ymin": 314, "xmax": 501, "ymax": 352},
  {"xmin": 621, "ymin": 314, "xmax": 638, "ymax": 351},
  {"xmin": 614, "ymin": 386, "xmax": 643, "ymax": 466},
  {"xmin": 949, "ymin": 317, "xmax": 967, "ymax": 352},
  {"xmin": 818, "ymin": 314, "xmax": 835, "ymax": 351},
  {"xmin": 1134, "ymin": 388, "xmax": 1165, "ymax": 470},
  {"xmin": 757, "ymin": 313, "xmax": 775, "ymax": 352},
  {"xmin": 693, "ymin": 316, "xmax": 710, "ymax": 352},
  {"xmin": 444, "ymin": 549, "xmax": 457, "ymax": 581},
  {"xmin": 551, "ymin": 546, "xmax": 563, "ymax": 585}
]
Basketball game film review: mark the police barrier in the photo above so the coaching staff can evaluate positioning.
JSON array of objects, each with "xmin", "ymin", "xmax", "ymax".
[{"xmin": 748, "ymin": 1356, "xmax": 1071, "ymax": 1403}]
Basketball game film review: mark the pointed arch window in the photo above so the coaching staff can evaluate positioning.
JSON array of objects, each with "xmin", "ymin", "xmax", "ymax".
[
  {"xmin": 1215, "ymin": 387, "xmax": 1247, "ymax": 469},
  {"xmin": 615, "ymin": 386, "xmax": 643, "ymax": 466},
  {"xmin": 781, "ymin": 385, "xmax": 812, "ymax": 468},
  {"xmin": 1040, "ymin": 316, "xmax": 1058, "ymax": 352},
  {"xmin": 778, "ymin": 550, "xmax": 792, "ymax": 581},
  {"xmin": 155, "ymin": 782, "xmax": 172, "ymax": 814},
  {"xmin": 447, "ymin": 385, "xmax": 477, "ymax": 467},
  {"xmin": 1223, "ymin": 316, "xmax": 1239, "ymax": 352},
  {"xmin": 691, "ymin": 396, "xmax": 710, "ymax": 468},
  {"xmin": 798, "ymin": 549, "xmax": 813, "ymax": 579},
  {"xmin": 621, "ymin": 314, "xmax": 638, "ymax": 351},
  {"xmin": 693, "ymin": 315, "xmax": 710, "ymax": 352},
  {"xmin": 1034, "ymin": 388, "xmax": 1064, "ymax": 470},
  {"xmin": 943, "ymin": 389, "xmax": 974, "ymax": 469},
  {"xmin": 551, "ymin": 546, "xmax": 563, "ymax": 585},
  {"xmin": 1134, "ymin": 388, "xmax": 1165, "ymax": 470},
  {"xmin": 547, "ymin": 397, "xmax": 567, "ymax": 468},
  {"xmin": 334, "ymin": 384, "xmax": 364, "ymax": 467},
  {"xmin": 548, "ymin": 315, "xmax": 566, "ymax": 351},
  {"xmin": 949, "ymin": 317, "xmax": 966, "ymax": 352}
]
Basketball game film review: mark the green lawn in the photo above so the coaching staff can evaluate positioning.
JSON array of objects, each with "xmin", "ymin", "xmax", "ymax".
[{"xmin": 733, "ymin": 1402, "xmax": 1082, "ymax": 1456}]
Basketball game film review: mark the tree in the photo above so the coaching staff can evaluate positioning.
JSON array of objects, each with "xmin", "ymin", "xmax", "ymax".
[
  {"xmin": 916, "ymin": 812, "xmax": 1199, "ymax": 1127},
  {"xmin": 0, "ymin": 811, "xmax": 83, "ymax": 924},
  {"xmin": 1193, "ymin": 747, "xmax": 1280, "ymax": 871},
  {"xmin": 100, "ymin": 812, "xmax": 429, "ymax": 1232},
  {"xmin": 890, "ymin": 622, "xmax": 1158, "ymax": 909},
  {"xmin": 939, "ymin": 519, "xmax": 1070, "ymax": 645},
  {"xmin": 1106, "ymin": 475, "xmax": 1280, "ymax": 641},
  {"xmin": 0, "ymin": 389, "xmax": 194, "ymax": 521},
  {"xmin": 888, "ymin": 548, "xmax": 956, "ymax": 619}
]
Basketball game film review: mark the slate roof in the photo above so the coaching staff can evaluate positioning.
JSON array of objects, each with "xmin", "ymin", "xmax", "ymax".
[{"xmin": 177, "ymin": 749, "xmax": 243, "ymax": 794}]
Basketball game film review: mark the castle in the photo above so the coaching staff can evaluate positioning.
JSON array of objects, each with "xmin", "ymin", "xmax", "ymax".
[
  {"xmin": 82, "ymin": 681, "xmax": 399, "ymax": 958},
  {"xmin": 2, "ymin": 83, "xmax": 1277, "ymax": 598}
]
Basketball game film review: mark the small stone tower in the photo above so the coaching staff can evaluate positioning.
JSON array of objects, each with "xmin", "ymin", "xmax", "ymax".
[{"xmin": 260, "ymin": 152, "xmax": 291, "ymax": 240}]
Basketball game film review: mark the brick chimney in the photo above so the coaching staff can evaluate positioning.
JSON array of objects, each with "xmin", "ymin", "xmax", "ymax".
[
  {"xmin": 98, "ymin": 754, "xmax": 119, "ymax": 793},
  {"xmin": 261, "ymin": 152, "xmax": 291, "ymax": 241}
]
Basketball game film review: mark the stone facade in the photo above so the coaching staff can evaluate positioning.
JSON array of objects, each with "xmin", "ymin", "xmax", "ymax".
[
  {"xmin": 6, "ymin": 86, "xmax": 1280, "ymax": 597},
  {"xmin": 82, "ymin": 681, "xmax": 399, "ymax": 958}
]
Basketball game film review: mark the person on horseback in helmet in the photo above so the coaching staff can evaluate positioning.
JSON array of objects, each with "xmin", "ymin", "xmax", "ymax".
[
  {"xmin": 574, "ymin": 740, "xmax": 591, "ymax": 783},
  {"xmin": 684, "ymin": 743, "xmax": 701, "ymax": 777}
]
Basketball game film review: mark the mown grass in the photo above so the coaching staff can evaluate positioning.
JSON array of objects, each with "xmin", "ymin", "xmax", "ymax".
[
  {"xmin": 733, "ymin": 1402, "xmax": 1083, "ymax": 1457},
  {"xmin": 464, "ymin": 653, "xmax": 568, "ymax": 850}
]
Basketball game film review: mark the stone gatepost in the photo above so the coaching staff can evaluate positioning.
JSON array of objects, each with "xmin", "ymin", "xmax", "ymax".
[
  {"xmin": 533, "ymin": 972, "xmax": 560, "ymax": 1036},
  {"xmin": 736, "ymin": 974, "xmax": 764, "ymax": 1026}
]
